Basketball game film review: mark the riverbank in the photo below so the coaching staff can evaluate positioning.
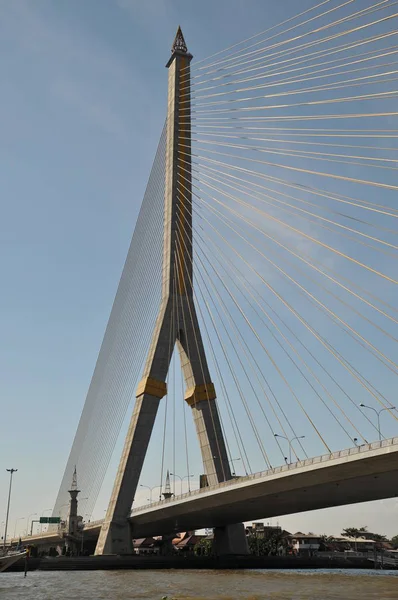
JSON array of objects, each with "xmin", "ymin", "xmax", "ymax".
[{"xmin": 6, "ymin": 554, "xmax": 379, "ymax": 572}]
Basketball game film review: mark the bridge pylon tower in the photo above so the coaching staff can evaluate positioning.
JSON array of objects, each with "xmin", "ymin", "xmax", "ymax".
[{"xmin": 95, "ymin": 27, "xmax": 248, "ymax": 556}]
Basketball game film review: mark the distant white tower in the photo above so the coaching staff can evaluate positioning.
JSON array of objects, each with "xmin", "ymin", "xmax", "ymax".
[{"xmin": 67, "ymin": 466, "xmax": 80, "ymax": 536}]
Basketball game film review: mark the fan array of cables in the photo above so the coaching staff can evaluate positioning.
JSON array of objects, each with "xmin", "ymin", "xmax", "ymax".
[
  {"xmin": 54, "ymin": 0, "xmax": 398, "ymax": 518},
  {"xmin": 52, "ymin": 126, "xmax": 166, "ymax": 521},
  {"xmin": 153, "ymin": 0, "xmax": 398, "ymax": 484}
]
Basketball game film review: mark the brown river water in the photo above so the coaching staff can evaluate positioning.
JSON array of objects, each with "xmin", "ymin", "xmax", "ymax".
[{"xmin": 1, "ymin": 569, "xmax": 397, "ymax": 600}]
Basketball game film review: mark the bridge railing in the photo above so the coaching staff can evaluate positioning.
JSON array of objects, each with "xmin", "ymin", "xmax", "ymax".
[
  {"xmin": 131, "ymin": 437, "xmax": 398, "ymax": 514},
  {"xmin": 16, "ymin": 529, "xmax": 62, "ymax": 543}
]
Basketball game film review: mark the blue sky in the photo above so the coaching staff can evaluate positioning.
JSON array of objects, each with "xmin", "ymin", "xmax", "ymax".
[{"xmin": 1, "ymin": 0, "xmax": 397, "ymax": 540}]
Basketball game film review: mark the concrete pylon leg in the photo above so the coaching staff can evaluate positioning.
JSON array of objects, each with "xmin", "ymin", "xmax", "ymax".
[
  {"xmin": 213, "ymin": 523, "xmax": 249, "ymax": 556},
  {"xmin": 159, "ymin": 533, "xmax": 175, "ymax": 556},
  {"xmin": 176, "ymin": 297, "xmax": 231, "ymax": 486},
  {"xmin": 177, "ymin": 297, "xmax": 249, "ymax": 555},
  {"xmin": 95, "ymin": 301, "xmax": 173, "ymax": 555},
  {"xmin": 95, "ymin": 392, "xmax": 163, "ymax": 554}
]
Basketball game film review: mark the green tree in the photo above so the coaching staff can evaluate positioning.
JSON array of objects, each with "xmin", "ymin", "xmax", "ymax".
[
  {"xmin": 341, "ymin": 527, "xmax": 368, "ymax": 538},
  {"xmin": 248, "ymin": 535, "xmax": 268, "ymax": 555},
  {"xmin": 248, "ymin": 531, "xmax": 290, "ymax": 556},
  {"xmin": 366, "ymin": 532, "xmax": 387, "ymax": 543},
  {"xmin": 391, "ymin": 535, "xmax": 398, "ymax": 549},
  {"xmin": 341, "ymin": 527, "xmax": 368, "ymax": 551},
  {"xmin": 318, "ymin": 535, "xmax": 334, "ymax": 551},
  {"xmin": 194, "ymin": 538, "xmax": 213, "ymax": 556}
]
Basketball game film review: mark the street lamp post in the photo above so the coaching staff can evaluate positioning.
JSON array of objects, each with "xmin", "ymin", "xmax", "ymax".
[
  {"xmin": 231, "ymin": 457, "xmax": 241, "ymax": 476},
  {"xmin": 170, "ymin": 473, "xmax": 195, "ymax": 495},
  {"xmin": 13, "ymin": 517, "xmax": 25, "ymax": 539},
  {"xmin": 59, "ymin": 503, "xmax": 69, "ymax": 516},
  {"xmin": 31, "ymin": 520, "xmax": 40, "ymax": 536},
  {"xmin": 26, "ymin": 513, "xmax": 37, "ymax": 537},
  {"xmin": 182, "ymin": 474, "xmax": 194, "ymax": 493},
  {"xmin": 170, "ymin": 473, "xmax": 182, "ymax": 496},
  {"xmin": 139, "ymin": 485, "xmax": 163, "ymax": 504},
  {"xmin": 274, "ymin": 434, "xmax": 305, "ymax": 464},
  {"xmin": 140, "ymin": 483, "xmax": 153, "ymax": 504},
  {"xmin": 359, "ymin": 404, "xmax": 396, "ymax": 441},
  {"xmin": 58, "ymin": 503, "xmax": 69, "ymax": 530},
  {"xmin": 39, "ymin": 508, "xmax": 52, "ymax": 533},
  {"xmin": 3, "ymin": 468, "xmax": 17, "ymax": 549}
]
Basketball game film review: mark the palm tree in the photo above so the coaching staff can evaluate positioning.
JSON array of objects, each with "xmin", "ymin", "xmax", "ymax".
[
  {"xmin": 341, "ymin": 527, "xmax": 367, "ymax": 551},
  {"xmin": 341, "ymin": 527, "xmax": 362, "ymax": 538},
  {"xmin": 319, "ymin": 534, "xmax": 334, "ymax": 552}
]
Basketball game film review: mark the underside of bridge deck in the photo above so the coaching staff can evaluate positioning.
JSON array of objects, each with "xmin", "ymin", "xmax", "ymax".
[{"xmin": 128, "ymin": 444, "xmax": 398, "ymax": 538}]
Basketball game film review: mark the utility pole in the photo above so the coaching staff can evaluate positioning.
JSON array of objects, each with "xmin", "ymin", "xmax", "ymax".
[{"xmin": 3, "ymin": 469, "xmax": 17, "ymax": 549}]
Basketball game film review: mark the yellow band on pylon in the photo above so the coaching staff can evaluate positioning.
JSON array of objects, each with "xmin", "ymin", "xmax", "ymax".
[
  {"xmin": 136, "ymin": 377, "xmax": 167, "ymax": 399},
  {"xmin": 184, "ymin": 383, "xmax": 216, "ymax": 407}
]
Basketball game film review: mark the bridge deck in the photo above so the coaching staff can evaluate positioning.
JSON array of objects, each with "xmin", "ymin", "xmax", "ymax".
[
  {"xmin": 19, "ymin": 438, "xmax": 398, "ymax": 545},
  {"xmin": 128, "ymin": 438, "xmax": 398, "ymax": 537}
]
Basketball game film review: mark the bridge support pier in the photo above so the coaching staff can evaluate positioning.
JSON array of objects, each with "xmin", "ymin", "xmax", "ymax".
[
  {"xmin": 159, "ymin": 533, "xmax": 175, "ymax": 556},
  {"xmin": 96, "ymin": 519, "xmax": 133, "ymax": 555},
  {"xmin": 213, "ymin": 523, "xmax": 249, "ymax": 556}
]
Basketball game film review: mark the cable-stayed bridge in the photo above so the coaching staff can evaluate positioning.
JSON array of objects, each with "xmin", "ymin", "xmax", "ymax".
[
  {"xmin": 31, "ymin": 2, "xmax": 398, "ymax": 555},
  {"xmin": 21, "ymin": 438, "xmax": 398, "ymax": 552}
]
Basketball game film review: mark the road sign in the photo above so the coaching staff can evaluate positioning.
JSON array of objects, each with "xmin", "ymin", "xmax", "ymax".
[{"xmin": 39, "ymin": 516, "xmax": 61, "ymax": 524}]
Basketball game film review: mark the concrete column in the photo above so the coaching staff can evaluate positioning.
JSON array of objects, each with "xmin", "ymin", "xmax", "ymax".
[
  {"xmin": 95, "ymin": 392, "xmax": 163, "ymax": 554},
  {"xmin": 213, "ymin": 523, "xmax": 249, "ymax": 556},
  {"xmin": 176, "ymin": 296, "xmax": 231, "ymax": 486}
]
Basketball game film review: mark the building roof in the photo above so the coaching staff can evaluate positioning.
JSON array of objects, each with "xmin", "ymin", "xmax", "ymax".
[
  {"xmin": 175, "ymin": 535, "xmax": 205, "ymax": 548},
  {"xmin": 133, "ymin": 537, "xmax": 156, "ymax": 548},
  {"xmin": 171, "ymin": 531, "xmax": 196, "ymax": 545},
  {"xmin": 291, "ymin": 533, "xmax": 322, "ymax": 539},
  {"xmin": 290, "ymin": 533, "xmax": 378, "ymax": 543},
  {"xmin": 336, "ymin": 536, "xmax": 376, "ymax": 543}
]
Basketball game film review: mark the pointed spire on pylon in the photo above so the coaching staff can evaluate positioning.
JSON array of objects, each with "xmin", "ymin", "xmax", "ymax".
[
  {"xmin": 69, "ymin": 465, "xmax": 80, "ymax": 494},
  {"xmin": 162, "ymin": 470, "xmax": 173, "ymax": 499},
  {"xmin": 167, "ymin": 26, "xmax": 192, "ymax": 68},
  {"xmin": 172, "ymin": 26, "xmax": 188, "ymax": 54},
  {"xmin": 165, "ymin": 470, "xmax": 171, "ymax": 493},
  {"xmin": 67, "ymin": 465, "xmax": 80, "ymax": 534},
  {"xmin": 71, "ymin": 465, "xmax": 78, "ymax": 490}
]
